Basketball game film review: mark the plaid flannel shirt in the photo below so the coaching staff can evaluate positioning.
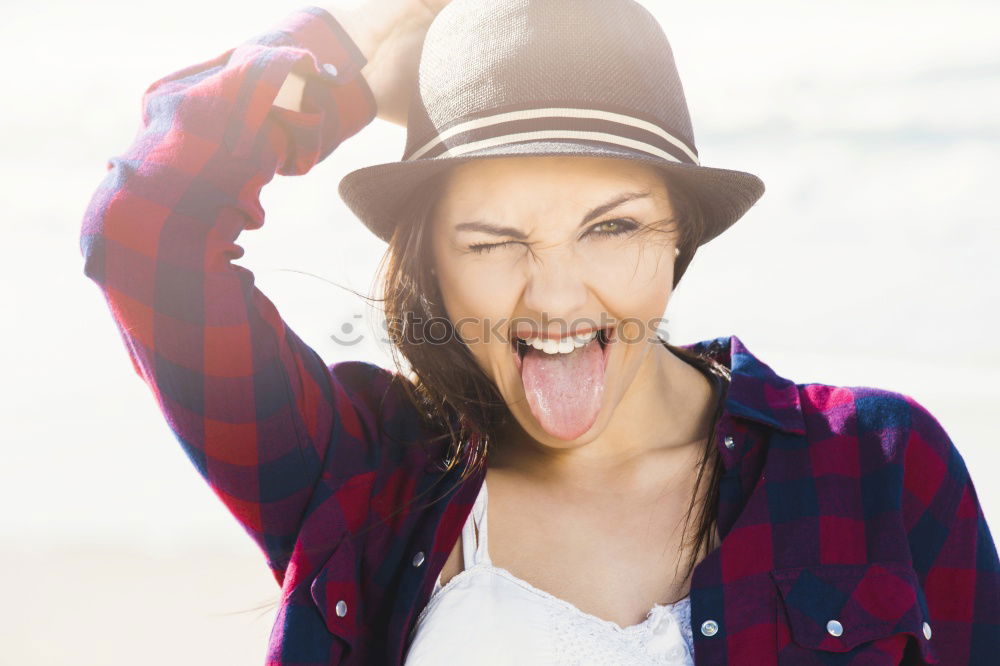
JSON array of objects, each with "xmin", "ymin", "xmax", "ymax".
[{"xmin": 80, "ymin": 6, "xmax": 999, "ymax": 664}]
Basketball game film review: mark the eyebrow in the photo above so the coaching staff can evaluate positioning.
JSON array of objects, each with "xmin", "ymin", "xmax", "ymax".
[
  {"xmin": 453, "ymin": 190, "xmax": 652, "ymax": 239},
  {"xmin": 580, "ymin": 190, "xmax": 651, "ymax": 225}
]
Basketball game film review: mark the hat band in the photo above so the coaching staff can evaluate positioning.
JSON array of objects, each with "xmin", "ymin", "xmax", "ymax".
[{"xmin": 404, "ymin": 107, "xmax": 700, "ymax": 166}]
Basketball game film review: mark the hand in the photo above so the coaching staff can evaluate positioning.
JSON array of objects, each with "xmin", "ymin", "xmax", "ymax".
[{"xmin": 325, "ymin": 0, "xmax": 455, "ymax": 127}]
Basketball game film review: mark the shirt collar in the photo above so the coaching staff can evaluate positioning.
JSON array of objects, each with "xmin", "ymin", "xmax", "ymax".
[
  {"xmin": 437, "ymin": 334, "xmax": 805, "ymax": 476},
  {"xmin": 679, "ymin": 334, "xmax": 806, "ymax": 438}
]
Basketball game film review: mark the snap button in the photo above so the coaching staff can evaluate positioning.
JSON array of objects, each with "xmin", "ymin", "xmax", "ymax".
[
  {"xmin": 826, "ymin": 619, "xmax": 844, "ymax": 637},
  {"xmin": 700, "ymin": 619, "xmax": 719, "ymax": 637},
  {"xmin": 412, "ymin": 551, "xmax": 425, "ymax": 567},
  {"xmin": 723, "ymin": 435, "xmax": 735, "ymax": 450},
  {"xmin": 321, "ymin": 63, "xmax": 339, "ymax": 78},
  {"xmin": 923, "ymin": 621, "xmax": 932, "ymax": 640},
  {"xmin": 335, "ymin": 600, "xmax": 348, "ymax": 617}
]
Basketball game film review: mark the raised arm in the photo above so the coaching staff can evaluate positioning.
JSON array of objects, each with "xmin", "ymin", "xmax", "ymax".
[{"xmin": 79, "ymin": 6, "xmax": 377, "ymax": 585}]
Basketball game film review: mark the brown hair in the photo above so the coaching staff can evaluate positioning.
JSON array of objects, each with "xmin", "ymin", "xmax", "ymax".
[{"xmin": 373, "ymin": 161, "xmax": 729, "ymax": 585}]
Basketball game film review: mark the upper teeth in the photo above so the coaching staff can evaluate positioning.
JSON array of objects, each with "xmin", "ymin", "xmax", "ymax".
[{"xmin": 520, "ymin": 330, "xmax": 599, "ymax": 355}]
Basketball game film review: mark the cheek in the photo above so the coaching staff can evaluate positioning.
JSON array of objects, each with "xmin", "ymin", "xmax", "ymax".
[
  {"xmin": 584, "ymin": 240, "xmax": 671, "ymax": 283},
  {"xmin": 438, "ymin": 261, "xmax": 524, "ymax": 352},
  {"xmin": 584, "ymin": 243, "xmax": 674, "ymax": 317}
]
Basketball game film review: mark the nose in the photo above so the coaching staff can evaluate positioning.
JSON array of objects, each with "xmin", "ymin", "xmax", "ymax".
[{"xmin": 521, "ymin": 252, "xmax": 589, "ymax": 323}]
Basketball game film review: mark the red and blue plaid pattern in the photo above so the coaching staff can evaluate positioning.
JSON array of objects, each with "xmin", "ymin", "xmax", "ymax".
[{"xmin": 79, "ymin": 6, "xmax": 999, "ymax": 664}]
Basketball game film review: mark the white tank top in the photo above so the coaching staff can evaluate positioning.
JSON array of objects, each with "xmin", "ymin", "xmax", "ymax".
[{"xmin": 404, "ymin": 478, "xmax": 695, "ymax": 665}]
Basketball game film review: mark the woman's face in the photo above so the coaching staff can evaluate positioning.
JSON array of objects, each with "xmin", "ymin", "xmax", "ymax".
[{"xmin": 430, "ymin": 155, "xmax": 681, "ymax": 445}]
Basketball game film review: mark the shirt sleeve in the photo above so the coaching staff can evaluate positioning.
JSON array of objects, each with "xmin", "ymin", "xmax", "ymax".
[
  {"xmin": 78, "ymin": 6, "xmax": 378, "ymax": 586},
  {"xmin": 902, "ymin": 395, "xmax": 1000, "ymax": 662}
]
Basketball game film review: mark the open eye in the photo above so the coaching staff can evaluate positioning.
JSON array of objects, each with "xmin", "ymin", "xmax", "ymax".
[{"xmin": 586, "ymin": 217, "xmax": 639, "ymax": 238}]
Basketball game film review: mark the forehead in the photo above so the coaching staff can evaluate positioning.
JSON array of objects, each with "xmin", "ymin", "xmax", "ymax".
[{"xmin": 434, "ymin": 155, "xmax": 671, "ymax": 215}]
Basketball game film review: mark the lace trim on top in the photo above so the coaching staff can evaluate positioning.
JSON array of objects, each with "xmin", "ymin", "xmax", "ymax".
[{"xmin": 428, "ymin": 478, "xmax": 695, "ymax": 664}]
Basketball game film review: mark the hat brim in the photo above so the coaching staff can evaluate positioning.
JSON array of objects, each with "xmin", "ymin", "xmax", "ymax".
[{"xmin": 338, "ymin": 140, "xmax": 764, "ymax": 246}]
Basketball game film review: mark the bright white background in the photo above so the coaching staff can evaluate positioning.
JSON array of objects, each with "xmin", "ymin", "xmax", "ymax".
[{"xmin": 2, "ymin": 0, "xmax": 997, "ymax": 663}]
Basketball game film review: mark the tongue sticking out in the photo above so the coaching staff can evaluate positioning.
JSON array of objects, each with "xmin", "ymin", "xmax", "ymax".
[{"xmin": 520, "ymin": 337, "xmax": 606, "ymax": 440}]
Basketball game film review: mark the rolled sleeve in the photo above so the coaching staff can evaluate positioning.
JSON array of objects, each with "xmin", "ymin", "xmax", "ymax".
[{"xmin": 226, "ymin": 5, "xmax": 377, "ymax": 171}]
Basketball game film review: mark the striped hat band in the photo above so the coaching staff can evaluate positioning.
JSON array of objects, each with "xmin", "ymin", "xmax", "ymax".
[
  {"xmin": 403, "ymin": 107, "xmax": 700, "ymax": 166},
  {"xmin": 338, "ymin": 0, "xmax": 766, "ymax": 282}
]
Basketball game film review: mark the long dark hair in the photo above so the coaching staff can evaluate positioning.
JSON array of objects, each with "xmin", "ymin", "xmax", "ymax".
[{"xmin": 374, "ymin": 160, "xmax": 729, "ymax": 585}]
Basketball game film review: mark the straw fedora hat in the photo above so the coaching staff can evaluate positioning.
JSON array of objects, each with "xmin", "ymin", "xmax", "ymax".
[{"xmin": 338, "ymin": 0, "xmax": 764, "ymax": 283}]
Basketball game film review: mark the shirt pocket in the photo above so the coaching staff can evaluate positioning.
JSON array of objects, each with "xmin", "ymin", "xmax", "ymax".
[
  {"xmin": 771, "ymin": 561, "xmax": 939, "ymax": 665},
  {"xmin": 309, "ymin": 531, "xmax": 363, "ymax": 659}
]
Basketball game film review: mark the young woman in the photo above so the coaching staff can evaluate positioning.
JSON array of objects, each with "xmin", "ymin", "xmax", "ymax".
[{"xmin": 80, "ymin": 0, "xmax": 998, "ymax": 664}]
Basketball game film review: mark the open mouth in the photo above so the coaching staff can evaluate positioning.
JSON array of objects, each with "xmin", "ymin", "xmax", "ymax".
[
  {"xmin": 509, "ymin": 325, "xmax": 615, "ymax": 440},
  {"xmin": 510, "ymin": 325, "xmax": 615, "ymax": 373}
]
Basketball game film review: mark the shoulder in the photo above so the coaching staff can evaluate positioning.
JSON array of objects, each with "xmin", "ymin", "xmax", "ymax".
[
  {"xmin": 326, "ymin": 360, "xmax": 420, "ymax": 423},
  {"xmin": 714, "ymin": 334, "xmax": 961, "ymax": 472},
  {"xmin": 324, "ymin": 360, "xmax": 396, "ymax": 416},
  {"xmin": 326, "ymin": 360, "xmax": 447, "ymax": 454},
  {"xmin": 795, "ymin": 382, "xmax": 966, "ymax": 484},
  {"xmin": 329, "ymin": 359, "xmax": 398, "ymax": 395},
  {"xmin": 796, "ymin": 383, "xmax": 954, "ymax": 448}
]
